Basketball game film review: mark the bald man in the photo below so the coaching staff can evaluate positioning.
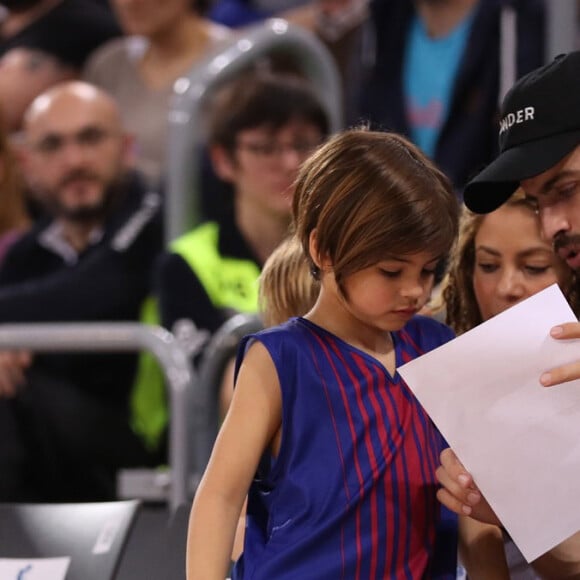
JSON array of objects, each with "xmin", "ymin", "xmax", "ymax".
[{"xmin": 0, "ymin": 81, "xmax": 163, "ymax": 502}]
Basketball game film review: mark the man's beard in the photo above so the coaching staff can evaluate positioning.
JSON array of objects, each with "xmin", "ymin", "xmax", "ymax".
[
  {"xmin": 32, "ymin": 169, "xmax": 128, "ymax": 224},
  {"xmin": 553, "ymin": 232, "xmax": 580, "ymax": 270}
]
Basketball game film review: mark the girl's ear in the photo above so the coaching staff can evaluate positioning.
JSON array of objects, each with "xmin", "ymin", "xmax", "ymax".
[
  {"xmin": 309, "ymin": 229, "xmax": 332, "ymax": 270},
  {"xmin": 308, "ymin": 229, "xmax": 321, "ymax": 268}
]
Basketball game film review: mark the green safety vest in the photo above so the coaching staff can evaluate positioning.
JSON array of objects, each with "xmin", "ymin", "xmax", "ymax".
[
  {"xmin": 130, "ymin": 295, "xmax": 167, "ymax": 453},
  {"xmin": 171, "ymin": 221, "xmax": 261, "ymax": 313},
  {"xmin": 129, "ymin": 222, "xmax": 261, "ymax": 452}
]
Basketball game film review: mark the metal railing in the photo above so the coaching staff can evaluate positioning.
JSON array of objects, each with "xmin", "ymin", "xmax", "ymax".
[
  {"xmin": 165, "ymin": 18, "xmax": 344, "ymax": 241},
  {"xmin": 0, "ymin": 323, "xmax": 194, "ymax": 511},
  {"xmin": 191, "ymin": 313, "xmax": 263, "ymax": 477}
]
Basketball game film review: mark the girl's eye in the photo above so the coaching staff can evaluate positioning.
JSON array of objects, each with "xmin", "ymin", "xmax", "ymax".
[
  {"xmin": 525, "ymin": 265, "xmax": 551, "ymax": 275},
  {"xmin": 476, "ymin": 263, "xmax": 498, "ymax": 273},
  {"xmin": 379, "ymin": 269, "xmax": 400, "ymax": 278}
]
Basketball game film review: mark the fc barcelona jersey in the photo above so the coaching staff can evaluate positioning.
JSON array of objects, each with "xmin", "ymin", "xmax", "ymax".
[{"xmin": 233, "ymin": 315, "xmax": 457, "ymax": 579}]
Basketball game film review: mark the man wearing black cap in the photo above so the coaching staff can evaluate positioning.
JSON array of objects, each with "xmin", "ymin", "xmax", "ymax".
[
  {"xmin": 438, "ymin": 50, "xmax": 580, "ymax": 576},
  {"xmin": 464, "ymin": 50, "xmax": 580, "ymax": 389}
]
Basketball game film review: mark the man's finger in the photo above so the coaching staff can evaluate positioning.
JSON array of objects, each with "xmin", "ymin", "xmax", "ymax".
[
  {"xmin": 540, "ymin": 361, "xmax": 580, "ymax": 387},
  {"xmin": 550, "ymin": 322, "xmax": 580, "ymax": 340}
]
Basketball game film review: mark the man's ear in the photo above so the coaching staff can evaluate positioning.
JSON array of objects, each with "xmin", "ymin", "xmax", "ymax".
[{"xmin": 209, "ymin": 144, "xmax": 236, "ymax": 183}]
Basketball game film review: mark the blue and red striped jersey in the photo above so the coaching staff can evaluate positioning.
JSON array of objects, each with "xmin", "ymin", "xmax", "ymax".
[{"xmin": 232, "ymin": 315, "xmax": 457, "ymax": 579}]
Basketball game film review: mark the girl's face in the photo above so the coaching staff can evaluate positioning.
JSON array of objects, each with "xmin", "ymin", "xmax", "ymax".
[
  {"xmin": 473, "ymin": 203, "xmax": 568, "ymax": 321},
  {"xmin": 339, "ymin": 250, "xmax": 439, "ymax": 332}
]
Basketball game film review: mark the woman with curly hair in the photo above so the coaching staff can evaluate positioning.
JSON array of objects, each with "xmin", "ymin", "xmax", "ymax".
[{"xmin": 435, "ymin": 188, "xmax": 577, "ymax": 579}]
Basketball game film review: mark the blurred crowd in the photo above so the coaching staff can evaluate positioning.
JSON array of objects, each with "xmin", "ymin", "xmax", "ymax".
[{"xmin": 0, "ymin": 2, "xmax": 574, "ymax": 573}]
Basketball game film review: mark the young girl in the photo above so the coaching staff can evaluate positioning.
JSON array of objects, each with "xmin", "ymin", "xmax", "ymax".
[
  {"xmin": 224, "ymin": 234, "xmax": 322, "ymax": 562},
  {"xmin": 186, "ymin": 129, "xmax": 460, "ymax": 579}
]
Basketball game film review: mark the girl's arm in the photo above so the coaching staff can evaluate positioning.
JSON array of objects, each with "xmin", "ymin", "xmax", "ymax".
[
  {"xmin": 458, "ymin": 516, "xmax": 510, "ymax": 580},
  {"xmin": 186, "ymin": 341, "xmax": 282, "ymax": 579}
]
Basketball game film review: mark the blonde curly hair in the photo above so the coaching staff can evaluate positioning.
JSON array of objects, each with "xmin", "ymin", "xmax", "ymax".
[{"xmin": 258, "ymin": 235, "xmax": 320, "ymax": 327}]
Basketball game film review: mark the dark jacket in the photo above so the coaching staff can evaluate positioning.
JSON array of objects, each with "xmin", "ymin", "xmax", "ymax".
[
  {"xmin": 0, "ymin": 0, "xmax": 121, "ymax": 69},
  {"xmin": 0, "ymin": 171, "xmax": 163, "ymax": 408}
]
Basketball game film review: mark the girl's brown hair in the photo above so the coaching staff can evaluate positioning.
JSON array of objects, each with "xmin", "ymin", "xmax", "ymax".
[
  {"xmin": 440, "ymin": 191, "xmax": 579, "ymax": 334},
  {"xmin": 292, "ymin": 128, "xmax": 459, "ymax": 292}
]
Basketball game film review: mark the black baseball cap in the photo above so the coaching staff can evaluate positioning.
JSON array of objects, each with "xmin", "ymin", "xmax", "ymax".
[{"xmin": 464, "ymin": 51, "xmax": 580, "ymax": 213}]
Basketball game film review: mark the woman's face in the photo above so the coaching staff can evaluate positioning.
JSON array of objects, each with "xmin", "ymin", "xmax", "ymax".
[
  {"xmin": 472, "ymin": 203, "xmax": 570, "ymax": 321},
  {"xmin": 112, "ymin": 0, "xmax": 192, "ymax": 37}
]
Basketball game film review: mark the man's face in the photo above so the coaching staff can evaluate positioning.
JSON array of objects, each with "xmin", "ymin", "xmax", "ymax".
[
  {"xmin": 521, "ymin": 145, "xmax": 580, "ymax": 271},
  {"xmin": 23, "ymin": 91, "xmax": 130, "ymax": 222},
  {"xmin": 214, "ymin": 119, "xmax": 324, "ymax": 220}
]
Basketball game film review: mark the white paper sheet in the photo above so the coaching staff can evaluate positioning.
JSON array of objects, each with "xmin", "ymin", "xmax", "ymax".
[
  {"xmin": 0, "ymin": 557, "xmax": 70, "ymax": 579},
  {"xmin": 398, "ymin": 284, "xmax": 580, "ymax": 562}
]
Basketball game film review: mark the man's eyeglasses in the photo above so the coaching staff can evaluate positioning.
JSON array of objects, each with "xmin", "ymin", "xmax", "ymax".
[
  {"xmin": 236, "ymin": 139, "xmax": 322, "ymax": 160},
  {"xmin": 30, "ymin": 126, "xmax": 117, "ymax": 156}
]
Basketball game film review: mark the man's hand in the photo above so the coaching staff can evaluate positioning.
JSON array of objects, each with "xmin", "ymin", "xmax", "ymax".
[
  {"xmin": 435, "ymin": 448, "xmax": 501, "ymax": 526},
  {"xmin": 0, "ymin": 350, "xmax": 32, "ymax": 397},
  {"xmin": 540, "ymin": 322, "xmax": 580, "ymax": 387}
]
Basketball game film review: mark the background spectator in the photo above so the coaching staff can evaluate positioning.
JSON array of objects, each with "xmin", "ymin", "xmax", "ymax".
[
  {"xmin": 359, "ymin": 0, "xmax": 546, "ymax": 195},
  {"xmin": 155, "ymin": 72, "xmax": 328, "ymax": 339},
  {"xmin": 0, "ymin": 0, "xmax": 121, "ymax": 134},
  {"xmin": 83, "ymin": 0, "xmax": 231, "ymax": 187},
  {"xmin": 209, "ymin": 0, "xmax": 370, "ymax": 124},
  {"xmin": 0, "ymin": 80, "xmax": 163, "ymax": 502}
]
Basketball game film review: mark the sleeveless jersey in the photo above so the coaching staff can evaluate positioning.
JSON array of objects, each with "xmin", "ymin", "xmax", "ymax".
[{"xmin": 233, "ymin": 315, "xmax": 457, "ymax": 579}]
